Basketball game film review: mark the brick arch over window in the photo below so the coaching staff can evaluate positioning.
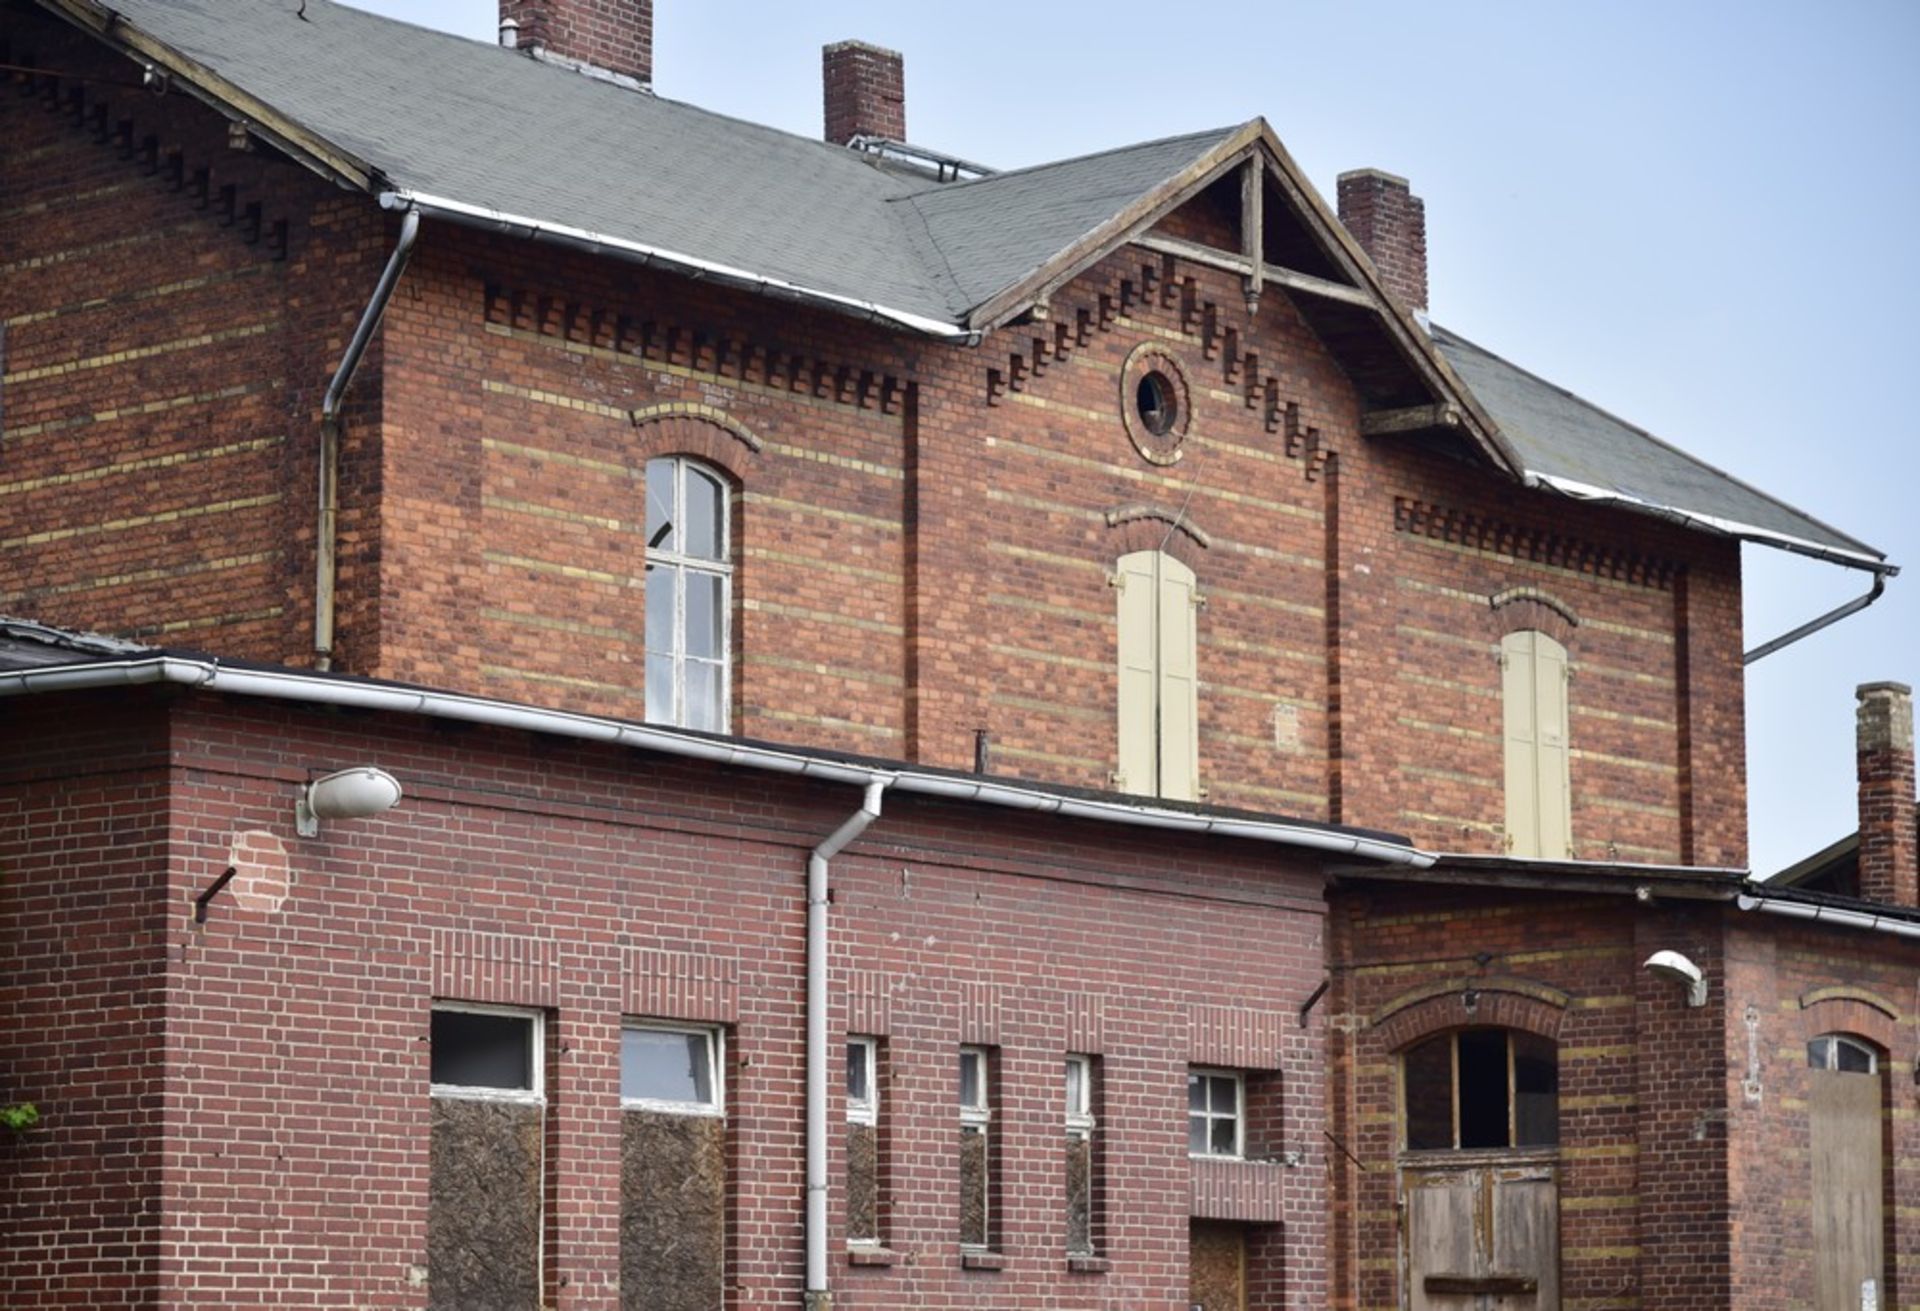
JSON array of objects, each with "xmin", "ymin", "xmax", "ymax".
[
  {"xmin": 1487, "ymin": 587, "xmax": 1580, "ymax": 649},
  {"xmin": 1371, "ymin": 976, "xmax": 1570, "ymax": 1053},
  {"xmin": 1103, "ymin": 504, "xmax": 1210, "ymax": 569},
  {"xmin": 1798, "ymin": 988, "xmax": 1902, "ymax": 1054},
  {"xmin": 629, "ymin": 406, "xmax": 762, "ymax": 484}
]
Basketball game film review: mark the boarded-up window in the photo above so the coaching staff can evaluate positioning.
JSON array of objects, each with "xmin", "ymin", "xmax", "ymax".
[
  {"xmin": 621, "ymin": 1024, "xmax": 725, "ymax": 1311},
  {"xmin": 1115, "ymin": 550, "xmax": 1200, "ymax": 800},
  {"xmin": 1808, "ymin": 1034, "xmax": 1886, "ymax": 1311},
  {"xmin": 846, "ymin": 1037, "xmax": 879, "ymax": 1246},
  {"xmin": 1501, "ymin": 630, "xmax": 1571, "ymax": 858},
  {"xmin": 428, "ymin": 1006, "xmax": 544, "ymax": 1311}
]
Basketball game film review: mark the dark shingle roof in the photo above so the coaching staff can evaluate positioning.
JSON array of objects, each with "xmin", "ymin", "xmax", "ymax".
[
  {"xmin": 1433, "ymin": 325, "xmax": 1882, "ymax": 564},
  {"xmin": 71, "ymin": 0, "xmax": 1884, "ymax": 566}
]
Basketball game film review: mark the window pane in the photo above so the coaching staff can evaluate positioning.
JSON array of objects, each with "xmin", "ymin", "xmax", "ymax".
[
  {"xmin": 1065, "ymin": 1059, "xmax": 1085, "ymax": 1115},
  {"xmin": 645, "ymin": 458, "xmax": 676, "ymax": 555},
  {"xmin": 1807, "ymin": 1037, "xmax": 1833, "ymax": 1070},
  {"xmin": 683, "ymin": 468, "xmax": 723, "ymax": 560},
  {"xmin": 1403, "ymin": 1034, "xmax": 1454, "ymax": 1150},
  {"xmin": 959, "ymin": 1051, "xmax": 983, "ymax": 1109},
  {"xmin": 645, "ymin": 563, "xmax": 678, "ymax": 653},
  {"xmin": 431, "ymin": 1009, "xmax": 534, "ymax": 1091},
  {"xmin": 1188, "ymin": 1073, "xmax": 1206, "ymax": 1112},
  {"xmin": 1513, "ymin": 1031, "xmax": 1559, "ymax": 1146},
  {"xmin": 1208, "ymin": 1075, "xmax": 1237, "ymax": 1115},
  {"xmin": 684, "ymin": 660, "xmax": 722, "ymax": 733},
  {"xmin": 846, "ymin": 1041, "xmax": 869, "ymax": 1102},
  {"xmin": 1209, "ymin": 1115, "xmax": 1236, "ymax": 1156},
  {"xmin": 685, "ymin": 572, "xmax": 722, "ymax": 658},
  {"xmin": 645, "ymin": 652, "xmax": 675, "ymax": 725},
  {"xmin": 1457, "ymin": 1028, "xmax": 1511, "ymax": 1149},
  {"xmin": 1188, "ymin": 1114, "xmax": 1208, "ymax": 1154},
  {"xmin": 622, "ymin": 1028, "xmax": 714, "ymax": 1105},
  {"xmin": 1837, "ymin": 1038, "xmax": 1876, "ymax": 1074}
]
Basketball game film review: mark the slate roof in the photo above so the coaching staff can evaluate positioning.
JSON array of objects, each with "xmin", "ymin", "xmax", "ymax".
[{"xmin": 63, "ymin": 0, "xmax": 1884, "ymax": 566}]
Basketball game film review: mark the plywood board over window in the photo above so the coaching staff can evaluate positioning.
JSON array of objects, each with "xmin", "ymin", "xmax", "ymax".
[
  {"xmin": 1501, "ymin": 629, "xmax": 1571, "ymax": 858},
  {"xmin": 1115, "ymin": 549, "xmax": 1199, "ymax": 800}
]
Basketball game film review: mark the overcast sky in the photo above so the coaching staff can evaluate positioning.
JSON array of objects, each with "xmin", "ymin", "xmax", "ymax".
[{"xmin": 347, "ymin": 0, "xmax": 1920, "ymax": 873}]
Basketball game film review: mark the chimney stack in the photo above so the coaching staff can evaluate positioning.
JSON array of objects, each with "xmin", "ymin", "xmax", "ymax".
[
  {"xmin": 1336, "ymin": 168, "xmax": 1428, "ymax": 315},
  {"xmin": 499, "ymin": 0, "xmax": 652, "ymax": 85},
  {"xmin": 823, "ymin": 40, "xmax": 905, "ymax": 146},
  {"xmin": 1856, "ymin": 682, "xmax": 1917, "ymax": 906}
]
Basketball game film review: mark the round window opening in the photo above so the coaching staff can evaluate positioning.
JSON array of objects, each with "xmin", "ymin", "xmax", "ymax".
[{"xmin": 1137, "ymin": 372, "xmax": 1178, "ymax": 437}]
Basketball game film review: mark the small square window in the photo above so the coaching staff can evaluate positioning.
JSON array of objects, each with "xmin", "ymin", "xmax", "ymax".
[
  {"xmin": 1187, "ymin": 1068, "xmax": 1242, "ymax": 1158},
  {"xmin": 430, "ymin": 1005, "xmax": 541, "ymax": 1099},
  {"xmin": 622, "ymin": 1024, "xmax": 722, "ymax": 1114}
]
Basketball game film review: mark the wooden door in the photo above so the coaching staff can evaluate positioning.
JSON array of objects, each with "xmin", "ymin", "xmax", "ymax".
[
  {"xmin": 1810, "ymin": 1070, "xmax": 1884, "ymax": 1311},
  {"xmin": 1190, "ymin": 1220, "xmax": 1246, "ymax": 1311},
  {"xmin": 1403, "ymin": 1163, "xmax": 1558, "ymax": 1310}
]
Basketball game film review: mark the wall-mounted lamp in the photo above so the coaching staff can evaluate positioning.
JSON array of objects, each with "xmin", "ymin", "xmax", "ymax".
[
  {"xmin": 295, "ymin": 767, "xmax": 403, "ymax": 837},
  {"xmin": 1644, "ymin": 950, "xmax": 1707, "ymax": 1008}
]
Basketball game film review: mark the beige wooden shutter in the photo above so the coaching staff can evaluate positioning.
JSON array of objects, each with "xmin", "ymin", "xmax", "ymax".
[
  {"xmin": 1156, "ymin": 553, "xmax": 1199, "ymax": 802},
  {"xmin": 1114, "ymin": 551, "xmax": 1160, "ymax": 796},
  {"xmin": 1532, "ymin": 634, "xmax": 1572, "ymax": 859},
  {"xmin": 1501, "ymin": 631, "xmax": 1541, "ymax": 857}
]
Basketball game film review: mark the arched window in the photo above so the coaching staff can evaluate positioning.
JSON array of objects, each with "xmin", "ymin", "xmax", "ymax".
[
  {"xmin": 1501, "ymin": 630, "xmax": 1571, "ymax": 858},
  {"xmin": 1402, "ymin": 1027, "xmax": 1558, "ymax": 1151},
  {"xmin": 1807, "ymin": 1033, "xmax": 1877, "ymax": 1074},
  {"xmin": 644, "ymin": 456, "xmax": 730, "ymax": 732}
]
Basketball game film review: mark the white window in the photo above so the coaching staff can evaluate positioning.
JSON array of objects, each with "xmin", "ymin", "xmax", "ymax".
[
  {"xmin": 1501, "ymin": 629, "xmax": 1571, "ymax": 858},
  {"xmin": 1065, "ymin": 1055, "xmax": 1094, "ymax": 1135},
  {"xmin": 645, "ymin": 456, "xmax": 731, "ymax": 733},
  {"xmin": 1808, "ymin": 1033, "xmax": 1877, "ymax": 1074},
  {"xmin": 1065, "ymin": 1055, "xmax": 1097, "ymax": 1257},
  {"xmin": 847, "ymin": 1036, "xmax": 877, "ymax": 1126},
  {"xmin": 1187, "ymin": 1068, "xmax": 1242, "ymax": 1158},
  {"xmin": 621, "ymin": 1023, "xmax": 724, "ymax": 1115},
  {"xmin": 430, "ymin": 1003, "xmax": 543, "ymax": 1102},
  {"xmin": 959, "ymin": 1046, "xmax": 993, "ymax": 1250},
  {"xmin": 1114, "ymin": 549, "xmax": 1199, "ymax": 800}
]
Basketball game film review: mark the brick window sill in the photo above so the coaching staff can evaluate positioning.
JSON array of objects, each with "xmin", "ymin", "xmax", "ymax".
[
  {"xmin": 846, "ymin": 1245, "xmax": 897, "ymax": 1267},
  {"xmin": 959, "ymin": 1250, "xmax": 1006, "ymax": 1272},
  {"xmin": 1066, "ymin": 1255, "xmax": 1110, "ymax": 1274}
]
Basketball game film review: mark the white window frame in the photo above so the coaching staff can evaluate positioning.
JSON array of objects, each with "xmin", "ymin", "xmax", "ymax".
[
  {"xmin": 429, "ymin": 1001, "xmax": 545, "ymax": 1105},
  {"xmin": 1809, "ymin": 1032, "xmax": 1879, "ymax": 1074},
  {"xmin": 1065, "ymin": 1055, "xmax": 1095, "ymax": 1137},
  {"xmin": 1187, "ymin": 1066, "xmax": 1244, "ymax": 1160},
  {"xmin": 847, "ymin": 1036, "xmax": 878, "ymax": 1127},
  {"xmin": 959, "ymin": 1046, "xmax": 993, "ymax": 1252},
  {"xmin": 645, "ymin": 455, "xmax": 732, "ymax": 733},
  {"xmin": 620, "ymin": 1021, "xmax": 726, "ymax": 1117}
]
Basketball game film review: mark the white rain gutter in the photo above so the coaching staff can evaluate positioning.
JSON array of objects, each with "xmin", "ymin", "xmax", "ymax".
[
  {"xmin": 1736, "ymin": 893, "xmax": 1920, "ymax": 942},
  {"xmin": 804, "ymin": 780, "xmax": 888, "ymax": 1310},
  {"xmin": 0, "ymin": 655, "xmax": 1430, "ymax": 866},
  {"xmin": 377, "ymin": 191, "xmax": 981, "ymax": 345}
]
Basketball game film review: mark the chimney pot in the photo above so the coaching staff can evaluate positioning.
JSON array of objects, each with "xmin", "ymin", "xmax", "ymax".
[
  {"xmin": 823, "ymin": 40, "xmax": 905, "ymax": 146},
  {"xmin": 1336, "ymin": 168, "xmax": 1428, "ymax": 315},
  {"xmin": 499, "ymin": 17, "xmax": 520, "ymax": 48},
  {"xmin": 1856, "ymin": 681, "xmax": 1917, "ymax": 906},
  {"xmin": 499, "ymin": 0, "xmax": 652, "ymax": 84}
]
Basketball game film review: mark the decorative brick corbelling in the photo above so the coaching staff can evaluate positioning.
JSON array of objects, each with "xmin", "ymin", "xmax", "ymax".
[{"xmin": 1396, "ymin": 496, "xmax": 1678, "ymax": 588}]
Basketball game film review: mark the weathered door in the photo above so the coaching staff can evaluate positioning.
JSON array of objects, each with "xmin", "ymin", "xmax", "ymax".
[
  {"xmin": 1190, "ymin": 1219, "xmax": 1246, "ymax": 1311},
  {"xmin": 1403, "ymin": 1162, "xmax": 1558, "ymax": 1310},
  {"xmin": 1810, "ymin": 1070, "xmax": 1884, "ymax": 1310}
]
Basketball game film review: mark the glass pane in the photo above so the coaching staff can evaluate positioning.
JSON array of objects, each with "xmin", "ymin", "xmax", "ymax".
[
  {"xmin": 1836, "ymin": 1038, "xmax": 1876, "ymax": 1074},
  {"xmin": 1065, "ymin": 1059, "xmax": 1085, "ymax": 1115},
  {"xmin": 1458, "ymin": 1028, "xmax": 1511, "ymax": 1149},
  {"xmin": 645, "ymin": 458, "xmax": 676, "ymax": 555},
  {"xmin": 683, "ymin": 467, "xmax": 723, "ymax": 560},
  {"xmin": 959, "ymin": 1051, "xmax": 982, "ymax": 1109},
  {"xmin": 431, "ymin": 1009, "xmax": 533, "ymax": 1091},
  {"xmin": 685, "ymin": 572, "xmax": 722, "ymax": 658},
  {"xmin": 846, "ymin": 1041, "xmax": 869, "ymax": 1102},
  {"xmin": 646, "ymin": 563, "xmax": 678, "ymax": 654},
  {"xmin": 1209, "ymin": 1115, "xmax": 1236, "ymax": 1156},
  {"xmin": 622, "ymin": 1028, "xmax": 713, "ymax": 1105},
  {"xmin": 1513, "ymin": 1031, "xmax": 1559, "ymax": 1146},
  {"xmin": 645, "ymin": 652, "xmax": 675, "ymax": 725},
  {"xmin": 1208, "ymin": 1075, "xmax": 1237, "ymax": 1115},
  {"xmin": 1403, "ymin": 1034, "xmax": 1454, "ymax": 1150},
  {"xmin": 1188, "ymin": 1073, "xmax": 1206, "ymax": 1112},
  {"xmin": 684, "ymin": 661, "xmax": 722, "ymax": 734},
  {"xmin": 1188, "ymin": 1114, "xmax": 1208, "ymax": 1154}
]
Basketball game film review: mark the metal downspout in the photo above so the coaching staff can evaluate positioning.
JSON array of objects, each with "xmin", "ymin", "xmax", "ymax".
[
  {"xmin": 315, "ymin": 207, "xmax": 420, "ymax": 670},
  {"xmin": 1743, "ymin": 566, "xmax": 1891, "ymax": 665},
  {"xmin": 806, "ymin": 779, "xmax": 889, "ymax": 1309}
]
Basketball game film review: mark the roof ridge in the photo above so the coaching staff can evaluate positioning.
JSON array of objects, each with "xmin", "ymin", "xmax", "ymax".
[
  {"xmin": 892, "ymin": 124, "xmax": 1244, "ymax": 199},
  {"xmin": 1432, "ymin": 323, "xmax": 1879, "ymax": 558}
]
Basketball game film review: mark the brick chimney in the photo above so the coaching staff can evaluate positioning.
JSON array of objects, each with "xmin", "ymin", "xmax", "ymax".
[
  {"xmin": 1856, "ymin": 681, "xmax": 1917, "ymax": 906},
  {"xmin": 500, "ymin": 0, "xmax": 652, "ymax": 85},
  {"xmin": 823, "ymin": 40, "xmax": 905, "ymax": 146},
  {"xmin": 1336, "ymin": 168, "xmax": 1428, "ymax": 315}
]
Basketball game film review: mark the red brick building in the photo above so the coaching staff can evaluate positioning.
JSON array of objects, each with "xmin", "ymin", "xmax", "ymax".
[{"xmin": 2, "ymin": 1, "xmax": 1915, "ymax": 1307}]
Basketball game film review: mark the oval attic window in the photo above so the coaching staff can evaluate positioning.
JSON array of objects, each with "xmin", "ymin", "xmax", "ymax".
[{"xmin": 1137, "ymin": 372, "xmax": 1177, "ymax": 436}]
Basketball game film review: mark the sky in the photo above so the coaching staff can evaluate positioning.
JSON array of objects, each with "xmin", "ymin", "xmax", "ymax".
[{"xmin": 348, "ymin": 0, "xmax": 1920, "ymax": 873}]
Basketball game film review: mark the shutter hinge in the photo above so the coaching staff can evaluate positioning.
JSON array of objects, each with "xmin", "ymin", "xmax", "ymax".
[
  {"xmin": 1502, "ymin": 830, "xmax": 1515, "ymax": 853},
  {"xmin": 1193, "ymin": 591, "xmax": 1208, "ymax": 610},
  {"xmin": 1110, "ymin": 770, "xmax": 1126, "ymax": 789},
  {"xmin": 1496, "ymin": 651, "xmax": 1508, "ymax": 669},
  {"xmin": 1109, "ymin": 571, "xmax": 1125, "ymax": 590}
]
